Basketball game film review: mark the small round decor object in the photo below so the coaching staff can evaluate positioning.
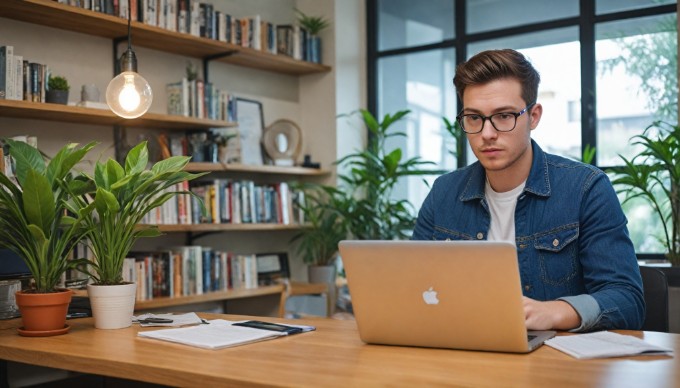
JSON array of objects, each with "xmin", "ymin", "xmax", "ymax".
[{"xmin": 262, "ymin": 119, "xmax": 302, "ymax": 166}]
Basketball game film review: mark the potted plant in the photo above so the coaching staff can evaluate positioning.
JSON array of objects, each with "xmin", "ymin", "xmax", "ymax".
[
  {"xmin": 291, "ymin": 110, "xmax": 441, "ymax": 313},
  {"xmin": 46, "ymin": 75, "xmax": 70, "ymax": 105},
  {"xmin": 0, "ymin": 139, "xmax": 97, "ymax": 336},
  {"xmin": 295, "ymin": 8, "xmax": 330, "ymax": 64},
  {"xmin": 610, "ymin": 120, "xmax": 680, "ymax": 266},
  {"xmin": 66, "ymin": 141, "xmax": 206, "ymax": 329},
  {"xmin": 292, "ymin": 186, "xmax": 347, "ymax": 270},
  {"xmin": 334, "ymin": 109, "xmax": 443, "ymax": 240}
]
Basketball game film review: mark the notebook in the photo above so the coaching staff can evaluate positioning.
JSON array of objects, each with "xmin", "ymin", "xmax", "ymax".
[{"xmin": 338, "ymin": 240, "xmax": 556, "ymax": 353}]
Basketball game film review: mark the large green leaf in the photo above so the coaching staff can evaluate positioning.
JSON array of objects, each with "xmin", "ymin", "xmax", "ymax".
[
  {"xmin": 105, "ymin": 158, "xmax": 125, "ymax": 187},
  {"xmin": 94, "ymin": 187, "xmax": 120, "ymax": 215},
  {"xmin": 22, "ymin": 169, "xmax": 56, "ymax": 233},
  {"xmin": 5, "ymin": 139, "xmax": 45, "ymax": 186},
  {"xmin": 151, "ymin": 155, "xmax": 191, "ymax": 175},
  {"xmin": 46, "ymin": 141, "xmax": 98, "ymax": 185},
  {"xmin": 125, "ymin": 141, "xmax": 149, "ymax": 175}
]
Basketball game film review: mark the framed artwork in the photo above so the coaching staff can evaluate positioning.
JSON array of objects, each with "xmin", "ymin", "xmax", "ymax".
[{"xmin": 235, "ymin": 98, "xmax": 265, "ymax": 165}]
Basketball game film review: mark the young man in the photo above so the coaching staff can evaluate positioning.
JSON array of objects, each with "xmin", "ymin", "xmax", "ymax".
[{"xmin": 412, "ymin": 49, "xmax": 644, "ymax": 332}]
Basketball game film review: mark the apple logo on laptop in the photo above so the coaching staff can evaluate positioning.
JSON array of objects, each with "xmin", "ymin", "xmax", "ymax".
[{"xmin": 422, "ymin": 287, "xmax": 439, "ymax": 305}]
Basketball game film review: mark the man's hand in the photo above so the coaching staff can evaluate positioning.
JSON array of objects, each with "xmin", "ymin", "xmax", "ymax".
[{"xmin": 523, "ymin": 297, "xmax": 581, "ymax": 331}]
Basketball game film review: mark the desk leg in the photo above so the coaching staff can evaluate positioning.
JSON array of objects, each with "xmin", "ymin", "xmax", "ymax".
[{"xmin": 1, "ymin": 360, "xmax": 8, "ymax": 388}]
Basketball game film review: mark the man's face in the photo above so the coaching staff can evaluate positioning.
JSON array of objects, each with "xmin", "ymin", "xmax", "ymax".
[{"xmin": 462, "ymin": 78, "xmax": 541, "ymax": 179}]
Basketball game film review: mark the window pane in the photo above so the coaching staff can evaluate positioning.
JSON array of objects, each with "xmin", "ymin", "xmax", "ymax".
[
  {"xmin": 597, "ymin": 0, "xmax": 676, "ymax": 15},
  {"xmin": 378, "ymin": 49, "xmax": 457, "ymax": 211},
  {"xmin": 466, "ymin": 0, "xmax": 578, "ymax": 34},
  {"xmin": 595, "ymin": 14, "xmax": 678, "ymax": 166},
  {"xmin": 378, "ymin": 0, "xmax": 455, "ymax": 51},
  {"xmin": 607, "ymin": 172, "xmax": 666, "ymax": 254},
  {"xmin": 466, "ymin": 27, "xmax": 582, "ymax": 165}
]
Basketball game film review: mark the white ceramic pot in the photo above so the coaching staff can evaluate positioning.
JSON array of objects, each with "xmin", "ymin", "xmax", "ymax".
[
  {"xmin": 308, "ymin": 265, "xmax": 337, "ymax": 315},
  {"xmin": 87, "ymin": 283, "xmax": 137, "ymax": 329}
]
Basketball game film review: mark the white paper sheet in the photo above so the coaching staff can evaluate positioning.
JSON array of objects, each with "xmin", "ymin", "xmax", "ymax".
[
  {"xmin": 138, "ymin": 319, "xmax": 292, "ymax": 349},
  {"xmin": 545, "ymin": 331, "xmax": 673, "ymax": 359}
]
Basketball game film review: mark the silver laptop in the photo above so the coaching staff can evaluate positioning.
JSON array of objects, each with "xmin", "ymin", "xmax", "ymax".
[{"xmin": 339, "ymin": 240, "xmax": 556, "ymax": 353}]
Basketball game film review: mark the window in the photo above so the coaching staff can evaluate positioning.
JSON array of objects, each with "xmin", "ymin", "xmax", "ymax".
[
  {"xmin": 378, "ymin": 49, "xmax": 457, "ymax": 207},
  {"xmin": 368, "ymin": 0, "xmax": 678, "ymax": 255}
]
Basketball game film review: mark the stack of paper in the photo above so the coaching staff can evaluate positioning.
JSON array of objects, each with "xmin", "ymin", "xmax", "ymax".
[
  {"xmin": 545, "ymin": 331, "xmax": 674, "ymax": 359},
  {"xmin": 138, "ymin": 319, "xmax": 311, "ymax": 349}
]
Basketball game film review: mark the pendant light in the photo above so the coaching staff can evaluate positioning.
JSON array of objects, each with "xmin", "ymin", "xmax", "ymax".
[{"xmin": 106, "ymin": 0, "xmax": 152, "ymax": 119}]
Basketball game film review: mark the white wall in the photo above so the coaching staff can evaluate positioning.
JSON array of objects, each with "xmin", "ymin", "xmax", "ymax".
[{"xmin": 0, "ymin": 0, "xmax": 367, "ymax": 284}]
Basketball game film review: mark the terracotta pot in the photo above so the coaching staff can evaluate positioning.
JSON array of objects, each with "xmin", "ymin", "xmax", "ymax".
[
  {"xmin": 15, "ymin": 289, "xmax": 72, "ymax": 335},
  {"xmin": 88, "ymin": 283, "xmax": 137, "ymax": 329}
]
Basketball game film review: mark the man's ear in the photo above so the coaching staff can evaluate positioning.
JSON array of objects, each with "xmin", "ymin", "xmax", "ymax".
[{"xmin": 529, "ymin": 103, "xmax": 543, "ymax": 130}]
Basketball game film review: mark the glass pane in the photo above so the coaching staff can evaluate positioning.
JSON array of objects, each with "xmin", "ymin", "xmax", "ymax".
[
  {"xmin": 607, "ymin": 172, "xmax": 666, "ymax": 254},
  {"xmin": 597, "ymin": 0, "xmax": 676, "ymax": 14},
  {"xmin": 377, "ymin": 49, "xmax": 457, "ymax": 212},
  {"xmin": 466, "ymin": 27, "xmax": 582, "ymax": 165},
  {"xmin": 378, "ymin": 0, "xmax": 455, "ymax": 51},
  {"xmin": 466, "ymin": 0, "xmax": 578, "ymax": 34},
  {"xmin": 595, "ymin": 14, "xmax": 678, "ymax": 166}
]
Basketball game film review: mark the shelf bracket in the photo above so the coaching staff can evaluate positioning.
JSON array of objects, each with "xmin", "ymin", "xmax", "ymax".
[{"xmin": 202, "ymin": 51, "xmax": 237, "ymax": 83}]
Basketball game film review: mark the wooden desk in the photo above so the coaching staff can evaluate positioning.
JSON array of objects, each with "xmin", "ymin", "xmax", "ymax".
[{"xmin": 1, "ymin": 315, "xmax": 678, "ymax": 387}]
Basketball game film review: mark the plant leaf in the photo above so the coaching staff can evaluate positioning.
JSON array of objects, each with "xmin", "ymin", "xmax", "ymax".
[
  {"xmin": 22, "ymin": 169, "xmax": 56, "ymax": 233},
  {"xmin": 125, "ymin": 141, "xmax": 149, "ymax": 175}
]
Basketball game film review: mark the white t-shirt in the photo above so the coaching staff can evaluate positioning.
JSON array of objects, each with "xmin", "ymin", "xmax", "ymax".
[{"xmin": 485, "ymin": 179, "xmax": 526, "ymax": 243}]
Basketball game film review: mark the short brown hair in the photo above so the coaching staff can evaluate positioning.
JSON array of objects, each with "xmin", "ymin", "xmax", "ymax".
[{"xmin": 453, "ymin": 49, "xmax": 540, "ymax": 106}]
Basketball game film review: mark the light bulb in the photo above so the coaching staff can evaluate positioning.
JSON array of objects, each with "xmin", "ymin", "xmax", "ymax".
[
  {"xmin": 119, "ymin": 75, "xmax": 141, "ymax": 112},
  {"xmin": 106, "ymin": 71, "xmax": 153, "ymax": 119}
]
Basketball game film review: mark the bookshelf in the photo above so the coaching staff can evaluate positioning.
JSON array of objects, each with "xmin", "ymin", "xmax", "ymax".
[
  {"xmin": 154, "ymin": 223, "xmax": 305, "ymax": 233},
  {"xmin": 134, "ymin": 284, "xmax": 284, "ymax": 310},
  {"xmin": 0, "ymin": 99, "xmax": 235, "ymax": 129},
  {"xmin": 0, "ymin": 0, "xmax": 337, "ymax": 315},
  {"xmin": 0, "ymin": 0, "xmax": 332, "ymax": 75}
]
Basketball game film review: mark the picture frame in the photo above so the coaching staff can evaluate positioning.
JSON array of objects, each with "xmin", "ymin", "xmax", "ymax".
[{"xmin": 235, "ymin": 98, "xmax": 265, "ymax": 166}]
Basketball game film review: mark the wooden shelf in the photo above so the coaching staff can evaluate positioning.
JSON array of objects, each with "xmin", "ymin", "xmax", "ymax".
[
  {"xmin": 0, "ymin": 0, "xmax": 332, "ymax": 76},
  {"xmin": 134, "ymin": 285, "xmax": 284, "ymax": 310},
  {"xmin": 152, "ymin": 223, "xmax": 305, "ymax": 233},
  {"xmin": 0, "ymin": 99, "xmax": 234, "ymax": 129},
  {"xmin": 185, "ymin": 162, "xmax": 331, "ymax": 176}
]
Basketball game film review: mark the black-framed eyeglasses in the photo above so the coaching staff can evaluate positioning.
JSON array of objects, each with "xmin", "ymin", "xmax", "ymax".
[{"xmin": 456, "ymin": 102, "xmax": 536, "ymax": 134}]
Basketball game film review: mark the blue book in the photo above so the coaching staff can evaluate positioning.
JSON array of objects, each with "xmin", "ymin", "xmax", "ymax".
[{"xmin": 202, "ymin": 248, "xmax": 212, "ymax": 293}]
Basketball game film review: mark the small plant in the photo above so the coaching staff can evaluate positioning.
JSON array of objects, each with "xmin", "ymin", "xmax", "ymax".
[
  {"xmin": 0, "ymin": 139, "xmax": 97, "ymax": 293},
  {"xmin": 66, "ymin": 141, "xmax": 206, "ymax": 285},
  {"xmin": 291, "ymin": 186, "xmax": 348, "ymax": 266},
  {"xmin": 48, "ymin": 75, "xmax": 69, "ymax": 91},
  {"xmin": 295, "ymin": 8, "xmax": 330, "ymax": 35},
  {"xmin": 186, "ymin": 61, "xmax": 198, "ymax": 81},
  {"xmin": 610, "ymin": 121, "xmax": 680, "ymax": 266}
]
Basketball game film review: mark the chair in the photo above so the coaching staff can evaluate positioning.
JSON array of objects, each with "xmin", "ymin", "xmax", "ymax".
[
  {"xmin": 278, "ymin": 281, "xmax": 330, "ymax": 318},
  {"xmin": 639, "ymin": 266, "xmax": 670, "ymax": 332}
]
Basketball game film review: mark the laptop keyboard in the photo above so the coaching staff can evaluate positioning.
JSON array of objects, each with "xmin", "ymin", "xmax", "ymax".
[{"xmin": 527, "ymin": 335, "xmax": 537, "ymax": 341}]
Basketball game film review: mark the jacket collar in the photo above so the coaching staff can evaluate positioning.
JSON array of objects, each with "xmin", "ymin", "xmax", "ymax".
[{"xmin": 460, "ymin": 139, "xmax": 551, "ymax": 201}]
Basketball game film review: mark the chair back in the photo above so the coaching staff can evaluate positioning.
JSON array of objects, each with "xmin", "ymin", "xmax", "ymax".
[{"xmin": 639, "ymin": 266, "xmax": 669, "ymax": 332}]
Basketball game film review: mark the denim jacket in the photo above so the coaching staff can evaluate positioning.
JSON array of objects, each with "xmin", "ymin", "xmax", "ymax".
[{"xmin": 412, "ymin": 140, "xmax": 644, "ymax": 331}]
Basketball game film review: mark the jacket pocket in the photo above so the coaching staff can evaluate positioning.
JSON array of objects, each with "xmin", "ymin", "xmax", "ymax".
[
  {"xmin": 432, "ymin": 227, "xmax": 473, "ymax": 241},
  {"xmin": 535, "ymin": 226, "xmax": 579, "ymax": 286}
]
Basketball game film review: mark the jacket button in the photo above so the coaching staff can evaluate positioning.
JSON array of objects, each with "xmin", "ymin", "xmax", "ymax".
[
  {"xmin": 524, "ymin": 285, "xmax": 531, "ymax": 291},
  {"xmin": 476, "ymin": 232, "xmax": 484, "ymax": 240},
  {"xmin": 552, "ymin": 239, "xmax": 559, "ymax": 247}
]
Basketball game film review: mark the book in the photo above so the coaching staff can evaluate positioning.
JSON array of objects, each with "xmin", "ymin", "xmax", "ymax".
[
  {"xmin": 544, "ymin": 331, "xmax": 673, "ymax": 359},
  {"xmin": 0, "ymin": 46, "xmax": 14, "ymax": 100}
]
